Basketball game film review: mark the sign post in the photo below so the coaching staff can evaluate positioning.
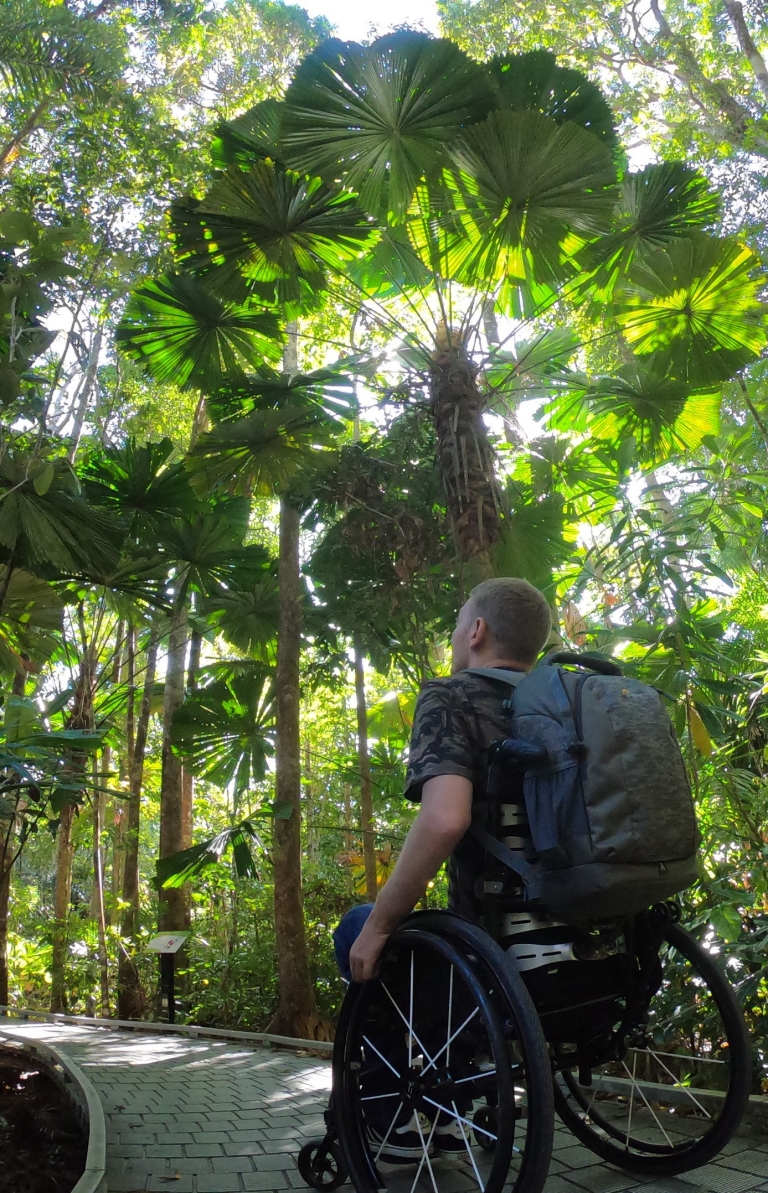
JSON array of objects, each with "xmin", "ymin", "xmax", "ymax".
[{"xmin": 147, "ymin": 933, "xmax": 189, "ymax": 1024}]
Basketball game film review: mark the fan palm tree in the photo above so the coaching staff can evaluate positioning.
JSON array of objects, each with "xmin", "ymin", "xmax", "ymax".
[{"xmin": 132, "ymin": 33, "xmax": 768, "ymax": 582}]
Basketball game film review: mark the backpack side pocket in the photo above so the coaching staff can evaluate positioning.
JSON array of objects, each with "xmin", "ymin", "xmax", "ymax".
[{"xmin": 523, "ymin": 761, "xmax": 590, "ymax": 869}]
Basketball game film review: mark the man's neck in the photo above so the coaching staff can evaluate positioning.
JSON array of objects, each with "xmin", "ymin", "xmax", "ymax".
[{"xmin": 466, "ymin": 655, "xmax": 529, "ymax": 672}]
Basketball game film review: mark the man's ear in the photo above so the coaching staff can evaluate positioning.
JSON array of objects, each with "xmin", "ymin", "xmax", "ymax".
[{"xmin": 468, "ymin": 616, "xmax": 488, "ymax": 650}]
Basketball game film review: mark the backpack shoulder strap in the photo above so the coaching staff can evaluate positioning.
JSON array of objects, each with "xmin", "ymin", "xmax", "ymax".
[{"xmin": 462, "ymin": 667, "xmax": 527, "ymax": 688}]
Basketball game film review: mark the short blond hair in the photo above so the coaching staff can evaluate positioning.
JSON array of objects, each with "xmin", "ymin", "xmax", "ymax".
[{"xmin": 468, "ymin": 578, "xmax": 551, "ymax": 666}]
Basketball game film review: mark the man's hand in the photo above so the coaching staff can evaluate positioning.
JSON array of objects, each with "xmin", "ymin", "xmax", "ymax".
[
  {"xmin": 346, "ymin": 775, "xmax": 473, "ymax": 982},
  {"xmin": 349, "ymin": 920, "xmax": 391, "ymax": 983}
]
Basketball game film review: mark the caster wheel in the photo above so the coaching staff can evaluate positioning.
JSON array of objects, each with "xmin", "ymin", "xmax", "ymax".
[
  {"xmin": 298, "ymin": 1139, "xmax": 348, "ymax": 1190},
  {"xmin": 473, "ymin": 1105, "xmax": 498, "ymax": 1153}
]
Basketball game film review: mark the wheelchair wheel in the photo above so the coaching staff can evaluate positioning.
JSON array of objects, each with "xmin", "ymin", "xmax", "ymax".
[
  {"xmin": 554, "ymin": 919, "xmax": 751, "ymax": 1175},
  {"xmin": 334, "ymin": 918, "xmax": 553, "ymax": 1193},
  {"xmin": 298, "ymin": 1139, "xmax": 348, "ymax": 1190}
]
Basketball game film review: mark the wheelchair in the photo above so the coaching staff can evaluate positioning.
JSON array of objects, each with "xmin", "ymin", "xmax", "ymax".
[{"xmin": 299, "ymin": 807, "xmax": 751, "ymax": 1193}]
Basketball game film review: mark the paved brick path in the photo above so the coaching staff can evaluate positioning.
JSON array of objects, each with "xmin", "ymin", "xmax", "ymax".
[{"xmin": 3, "ymin": 1021, "xmax": 768, "ymax": 1193}]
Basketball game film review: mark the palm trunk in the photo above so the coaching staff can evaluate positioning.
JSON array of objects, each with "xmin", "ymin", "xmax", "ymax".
[
  {"xmin": 92, "ymin": 751, "xmax": 110, "ymax": 1016},
  {"xmin": 51, "ymin": 636, "xmax": 94, "ymax": 1013},
  {"xmin": 354, "ymin": 636, "xmax": 377, "ymax": 902},
  {"xmin": 267, "ymin": 497, "xmax": 316, "ymax": 1037},
  {"xmin": 158, "ymin": 606, "xmax": 188, "ymax": 933},
  {"xmin": 0, "ymin": 838, "xmax": 10, "ymax": 1009},
  {"xmin": 430, "ymin": 341, "xmax": 501, "ymax": 583},
  {"xmin": 118, "ymin": 622, "xmax": 159, "ymax": 1019},
  {"xmin": 50, "ymin": 802, "xmax": 76, "ymax": 1012}
]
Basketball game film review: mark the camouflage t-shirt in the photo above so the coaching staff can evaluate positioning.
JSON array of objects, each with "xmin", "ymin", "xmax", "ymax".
[{"xmin": 405, "ymin": 668, "xmax": 526, "ymax": 920}]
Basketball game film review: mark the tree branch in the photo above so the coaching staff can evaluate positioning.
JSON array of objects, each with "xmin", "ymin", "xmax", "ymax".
[{"xmin": 724, "ymin": 0, "xmax": 768, "ymax": 106}]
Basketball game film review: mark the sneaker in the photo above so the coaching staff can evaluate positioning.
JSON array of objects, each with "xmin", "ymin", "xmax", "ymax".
[
  {"xmin": 434, "ymin": 1117, "xmax": 468, "ymax": 1157},
  {"xmin": 368, "ymin": 1110, "xmax": 435, "ymax": 1163}
]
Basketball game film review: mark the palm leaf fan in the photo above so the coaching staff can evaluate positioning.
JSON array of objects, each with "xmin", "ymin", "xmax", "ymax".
[
  {"xmin": 280, "ymin": 31, "xmax": 496, "ymax": 221},
  {"xmin": 493, "ymin": 485, "xmax": 573, "ymax": 596},
  {"xmin": 206, "ymin": 577, "xmax": 279, "ymax": 660},
  {"xmin": 489, "ymin": 50, "xmax": 618, "ymax": 149},
  {"xmin": 579, "ymin": 365, "xmax": 720, "ymax": 457},
  {"xmin": 80, "ymin": 437, "xmax": 196, "ymax": 541},
  {"xmin": 578, "ymin": 163, "xmax": 721, "ymax": 302},
  {"xmin": 210, "ymin": 99, "xmax": 283, "ymax": 172},
  {"xmin": 159, "ymin": 507, "xmax": 271, "ymax": 598},
  {"xmin": 170, "ymin": 668, "xmax": 275, "ymax": 792},
  {"xmin": 187, "ymin": 402, "xmax": 340, "ymax": 498},
  {"xmin": 206, "ymin": 364, "xmax": 357, "ymax": 424},
  {"xmin": 0, "ymin": 454, "xmax": 121, "ymax": 577},
  {"xmin": 440, "ymin": 109, "xmax": 617, "ymax": 311},
  {"xmin": 170, "ymin": 162, "xmax": 376, "ymax": 306},
  {"xmin": 615, "ymin": 235, "xmax": 768, "ymax": 387},
  {"xmin": 116, "ymin": 272, "xmax": 283, "ymax": 390},
  {"xmin": 486, "ymin": 328, "xmax": 579, "ymax": 412}
]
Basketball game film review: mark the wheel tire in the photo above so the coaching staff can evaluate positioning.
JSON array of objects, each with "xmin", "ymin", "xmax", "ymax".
[
  {"xmin": 297, "ymin": 1140, "xmax": 348, "ymax": 1190},
  {"xmin": 333, "ymin": 914, "xmax": 555, "ymax": 1193},
  {"xmin": 474, "ymin": 1105, "xmax": 498, "ymax": 1152},
  {"xmin": 554, "ymin": 921, "xmax": 752, "ymax": 1176}
]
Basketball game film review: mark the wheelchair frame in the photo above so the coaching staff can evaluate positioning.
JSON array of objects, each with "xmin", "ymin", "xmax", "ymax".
[{"xmin": 298, "ymin": 901, "xmax": 751, "ymax": 1193}]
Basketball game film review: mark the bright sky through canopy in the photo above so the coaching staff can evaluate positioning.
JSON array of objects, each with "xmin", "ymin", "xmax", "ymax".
[{"xmin": 298, "ymin": 0, "xmax": 439, "ymax": 42}]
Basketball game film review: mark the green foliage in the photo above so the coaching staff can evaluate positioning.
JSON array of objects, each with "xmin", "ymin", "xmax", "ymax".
[
  {"xmin": 171, "ymin": 664, "xmax": 276, "ymax": 793},
  {"xmin": 116, "ymin": 272, "xmax": 283, "ymax": 391}
]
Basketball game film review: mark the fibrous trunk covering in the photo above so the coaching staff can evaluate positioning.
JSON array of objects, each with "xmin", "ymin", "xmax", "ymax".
[
  {"xmin": 159, "ymin": 606, "xmax": 188, "ymax": 933},
  {"xmin": 268, "ymin": 498, "xmax": 316, "ymax": 1037},
  {"xmin": 430, "ymin": 346, "xmax": 500, "ymax": 580}
]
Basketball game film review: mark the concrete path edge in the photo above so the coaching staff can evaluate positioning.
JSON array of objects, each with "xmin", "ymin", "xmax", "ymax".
[
  {"xmin": 0, "ymin": 1024, "xmax": 107, "ymax": 1193},
  {"xmin": 0, "ymin": 1004, "xmax": 334, "ymax": 1053}
]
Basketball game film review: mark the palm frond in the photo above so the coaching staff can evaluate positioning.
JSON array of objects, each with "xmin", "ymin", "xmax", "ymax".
[
  {"xmin": 490, "ymin": 50, "xmax": 618, "ymax": 148},
  {"xmin": 281, "ymin": 31, "xmax": 495, "ymax": 220},
  {"xmin": 115, "ymin": 272, "xmax": 283, "ymax": 391}
]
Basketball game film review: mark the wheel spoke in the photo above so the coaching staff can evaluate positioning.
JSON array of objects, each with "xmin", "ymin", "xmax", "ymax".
[
  {"xmin": 422, "ymin": 1007, "xmax": 480, "ymax": 1076},
  {"xmin": 380, "ymin": 980, "xmax": 434, "ymax": 1068},
  {"xmin": 628, "ymin": 1048, "xmax": 725, "ymax": 1065},
  {"xmin": 455, "ymin": 1070, "xmax": 496, "ymax": 1085},
  {"xmin": 423, "ymin": 1096, "xmax": 496, "ymax": 1141},
  {"xmin": 622, "ymin": 1059, "xmax": 674, "ymax": 1148},
  {"xmin": 451, "ymin": 1099, "xmax": 485, "ymax": 1192},
  {"xmin": 410, "ymin": 1111, "xmax": 439, "ymax": 1193},
  {"xmin": 361, "ymin": 1092, "xmax": 401, "ymax": 1102},
  {"xmin": 363, "ymin": 1034, "xmax": 403, "ymax": 1081},
  {"xmin": 633, "ymin": 1048, "xmax": 713, "ymax": 1119},
  {"xmin": 374, "ymin": 1099, "xmax": 405, "ymax": 1163}
]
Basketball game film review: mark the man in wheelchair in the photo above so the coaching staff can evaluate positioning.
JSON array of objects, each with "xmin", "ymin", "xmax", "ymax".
[
  {"xmin": 337, "ymin": 579, "xmax": 551, "ymax": 1159},
  {"xmin": 346, "ymin": 577, "xmax": 551, "ymax": 982},
  {"xmin": 315, "ymin": 578, "xmax": 750, "ymax": 1191}
]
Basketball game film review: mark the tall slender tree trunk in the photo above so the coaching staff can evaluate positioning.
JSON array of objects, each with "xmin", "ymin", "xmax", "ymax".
[
  {"xmin": 0, "ymin": 812, "xmax": 11, "ymax": 1008},
  {"xmin": 50, "ymin": 803, "xmax": 76, "ymax": 1013},
  {"xmin": 353, "ymin": 636, "xmax": 377, "ymax": 902},
  {"xmin": 51, "ymin": 634, "xmax": 94, "ymax": 1013},
  {"xmin": 430, "ymin": 340, "xmax": 500, "ymax": 583},
  {"xmin": 0, "ymin": 670, "xmax": 24, "ymax": 1009},
  {"xmin": 91, "ymin": 750, "xmax": 110, "ymax": 1016},
  {"xmin": 267, "ymin": 318, "xmax": 315, "ymax": 1037},
  {"xmin": 158, "ymin": 607, "xmax": 188, "ymax": 933},
  {"xmin": 268, "ymin": 497, "xmax": 316, "ymax": 1037},
  {"xmin": 66, "ymin": 325, "xmax": 103, "ymax": 464},
  {"xmin": 118, "ymin": 622, "xmax": 159, "ymax": 1019}
]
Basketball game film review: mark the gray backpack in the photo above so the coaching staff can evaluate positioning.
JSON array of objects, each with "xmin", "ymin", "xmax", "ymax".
[{"xmin": 468, "ymin": 653, "xmax": 700, "ymax": 921}]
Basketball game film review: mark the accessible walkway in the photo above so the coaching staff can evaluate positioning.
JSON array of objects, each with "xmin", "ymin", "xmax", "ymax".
[{"xmin": 2, "ymin": 1020, "xmax": 768, "ymax": 1193}]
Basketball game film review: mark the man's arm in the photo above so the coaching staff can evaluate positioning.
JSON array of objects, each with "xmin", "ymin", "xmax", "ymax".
[{"xmin": 348, "ymin": 774, "xmax": 473, "ymax": 983}]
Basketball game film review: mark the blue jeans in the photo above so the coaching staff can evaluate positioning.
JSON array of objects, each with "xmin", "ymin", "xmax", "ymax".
[{"xmin": 333, "ymin": 903, "xmax": 374, "ymax": 980}]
